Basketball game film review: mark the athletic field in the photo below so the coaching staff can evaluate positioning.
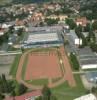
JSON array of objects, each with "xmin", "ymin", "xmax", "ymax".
[{"xmin": 15, "ymin": 46, "xmax": 76, "ymax": 88}]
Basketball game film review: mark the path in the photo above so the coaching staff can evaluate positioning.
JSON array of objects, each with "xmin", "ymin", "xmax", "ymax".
[{"xmin": 60, "ymin": 46, "xmax": 76, "ymax": 87}]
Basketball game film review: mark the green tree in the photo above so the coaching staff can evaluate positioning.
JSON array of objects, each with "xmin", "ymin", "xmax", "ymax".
[
  {"xmin": 0, "ymin": 93, "xmax": 5, "ymax": 100},
  {"xmin": 84, "ymin": 23, "xmax": 91, "ymax": 32},
  {"xmin": 90, "ymin": 43, "xmax": 97, "ymax": 52},
  {"xmin": 62, "ymin": 6, "xmax": 73, "ymax": 14},
  {"xmin": 1, "ymin": 74, "xmax": 10, "ymax": 93},
  {"xmin": 92, "ymin": 21, "xmax": 97, "ymax": 31},
  {"xmin": 65, "ymin": 18, "xmax": 76, "ymax": 29},
  {"xmin": 91, "ymin": 87, "xmax": 97, "ymax": 93},
  {"xmin": 87, "ymin": 30, "xmax": 96, "ymax": 43},
  {"xmin": 45, "ymin": 18, "xmax": 59, "ymax": 26},
  {"xmin": 75, "ymin": 25, "xmax": 87, "ymax": 47},
  {"xmin": 15, "ymin": 84, "xmax": 27, "ymax": 96},
  {"xmin": 17, "ymin": 28, "xmax": 24, "ymax": 36},
  {"xmin": 0, "ymin": 76, "xmax": 4, "ymax": 93},
  {"xmin": 42, "ymin": 85, "xmax": 51, "ymax": 100},
  {"xmin": 8, "ymin": 26, "xmax": 14, "ymax": 34},
  {"xmin": 11, "ymin": 90, "xmax": 16, "ymax": 100},
  {"xmin": 70, "ymin": 53, "xmax": 80, "ymax": 70},
  {"xmin": 75, "ymin": 25, "xmax": 83, "ymax": 37}
]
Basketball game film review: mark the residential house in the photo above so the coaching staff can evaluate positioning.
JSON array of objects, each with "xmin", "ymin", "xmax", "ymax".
[{"xmin": 76, "ymin": 17, "xmax": 88, "ymax": 27}]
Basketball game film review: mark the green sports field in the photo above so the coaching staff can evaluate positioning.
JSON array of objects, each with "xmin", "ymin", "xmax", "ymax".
[{"xmin": 10, "ymin": 54, "xmax": 21, "ymax": 78}]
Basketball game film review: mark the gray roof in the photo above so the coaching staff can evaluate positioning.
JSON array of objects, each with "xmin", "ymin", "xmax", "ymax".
[
  {"xmin": 23, "ymin": 31, "xmax": 63, "ymax": 44},
  {"xmin": 78, "ymin": 47, "xmax": 94, "ymax": 56},
  {"xmin": 27, "ymin": 25, "xmax": 63, "ymax": 32},
  {"xmin": 80, "ymin": 59, "xmax": 97, "ymax": 65},
  {"xmin": 26, "ymin": 33, "xmax": 60, "ymax": 43},
  {"xmin": 78, "ymin": 47, "xmax": 97, "ymax": 66}
]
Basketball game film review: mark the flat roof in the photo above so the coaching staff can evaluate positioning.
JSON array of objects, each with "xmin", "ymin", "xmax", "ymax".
[
  {"xmin": 80, "ymin": 59, "xmax": 97, "ymax": 65},
  {"xmin": 79, "ymin": 47, "xmax": 93, "ymax": 55},
  {"xmin": 26, "ymin": 33, "xmax": 60, "ymax": 43},
  {"xmin": 27, "ymin": 25, "xmax": 63, "ymax": 32},
  {"xmin": 79, "ymin": 55, "xmax": 97, "ymax": 59},
  {"xmin": 78, "ymin": 47, "xmax": 97, "ymax": 66}
]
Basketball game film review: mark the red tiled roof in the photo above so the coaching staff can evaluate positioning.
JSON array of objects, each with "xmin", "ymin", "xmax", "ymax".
[
  {"xmin": 76, "ymin": 17, "xmax": 88, "ymax": 26},
  {"xmin": 5, "ymin": 90, "xmax": 41, "ymax": 100}
]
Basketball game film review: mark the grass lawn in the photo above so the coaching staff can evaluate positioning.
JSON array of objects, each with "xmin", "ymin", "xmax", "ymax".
[
  {"xmin": 9, "ymin": 54, "xmax": 21, "ymax": 78},
  {"xmin": 26, "ymin": 79, "xmax": 48, "ymax": 86},
  {"xmin": 21, "ymin": 54, "xmax": 28, "ymax": 80},
  {"xmin": 52, "ymin": 77, "xmax": 62, "ymax": 83},
  {"xmin": 51, "ymin": 75, "xmax": 87, "ymax": 100}
]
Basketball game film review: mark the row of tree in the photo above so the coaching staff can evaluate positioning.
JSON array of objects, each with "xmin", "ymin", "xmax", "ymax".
[
  {"xmin": 70, "ymin": 53, "xmax": 80, "ymax": 70},
  {"xmin": 45, "ymin": 18, "xmax": 59, "ymax": 26}
]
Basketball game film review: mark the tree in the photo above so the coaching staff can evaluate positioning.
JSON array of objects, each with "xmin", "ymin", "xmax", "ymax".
[
  {"xmin": 87, "ymin": 30, "xmax": 96, "ymax": 43},
  {"xmin": 39, "ymin": 22, "xmax": 44, "ymax": 26},
  {"xmin": 17, "ymin": 28, "xmax": 24, "ymax": 36},
  {"xmin": 75, "ymin": 25, "xmax": 87, "ymax": 47},
  {"xmin": 70, "ymin": 53, "xmax": 80, "ymax": 70},
  {"xmin": 15, "ymin": 84, "xmax": 27, "ymax": 96},
  {"xmin": 84, "ymin": 23, "xmax": 91, "ymax": 32},
  {"xmin": 75, "ymin": 25, "xmax": 82, "ymax": 38},
  {"xmin": 8, "ymin": 26, "xmax": 14, "ymax": 34},
  {"xmin": 65, "ymin": 18, "xmax": 76, "ymax": 29},
  {"xmin": 1, "ymin": 74, "xmax": 10, "ymax": 93},
  {"xmin": 62, "ymin": 6, "xmax": 73, "ymax": 14},
  {"xmin": 11, "ymin": 90, "xmax": 16, "ymax": 100},
  {"xmin": 0, "ymin": 76, "xmax": 4, "ymax": 93},
  {"xmin": 42, "ymin": 85, "xmax": 51, "ymax": 100},
  {"xmin": 92, "ymin": 21, "xmax": 97, "ymax": 31},
  {"xmin": 90, "ymin": 43, "xmax": 97, "ymax": 52},
  {"xmin": 45, "ymin": 18, "xmax": 59, "ymax": 26},
  {"xmin": 0, "ymin": 16, "xmax": 6, "ymax": 23},
  {"xmin": 91, "ymin": 87, "xmax": 97, "ymax": 94},
  {"xmin": 36, "ymin": 85, "xmax": 57, "ymax": 100},
  {"xmin": 0, "ymin": 93, "xmax": 5, "ymax": 100}
]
